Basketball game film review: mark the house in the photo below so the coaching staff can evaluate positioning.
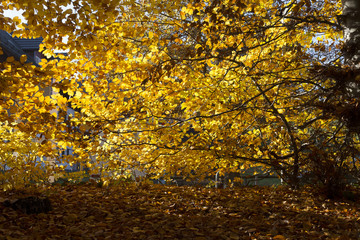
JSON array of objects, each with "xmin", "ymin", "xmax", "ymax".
[
  {"xmin": 0, "ymin": 29, "xmax": 43, "ymax": 65},
  {"xmin": 0, "ymin": 30, "xmax": 78, "ymax": 176}
]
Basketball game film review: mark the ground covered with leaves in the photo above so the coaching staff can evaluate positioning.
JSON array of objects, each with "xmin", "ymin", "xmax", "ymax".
[{"xmin": 0, "ymin": 183, "xmax": 359, "ymax": 240}]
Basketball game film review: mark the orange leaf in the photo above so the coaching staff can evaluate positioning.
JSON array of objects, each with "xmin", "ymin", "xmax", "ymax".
[{"xmin": 273, "ymin": 235, "xmax": 286, "ymax": 240}]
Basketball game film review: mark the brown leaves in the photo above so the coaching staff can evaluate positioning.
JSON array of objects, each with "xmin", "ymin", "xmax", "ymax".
[{"xmin": 0, "ymin": 184, "xmax": 360, "ymax": 239}]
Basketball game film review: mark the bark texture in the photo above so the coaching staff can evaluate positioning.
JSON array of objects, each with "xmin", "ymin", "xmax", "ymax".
[{"xmin": 342, "ymin": 0, "xmax": 360, "ymax": 64}]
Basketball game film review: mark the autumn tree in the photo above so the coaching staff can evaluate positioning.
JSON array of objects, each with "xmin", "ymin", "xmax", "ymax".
[{"xmin": 0, "ymin": 0, "xmax": 359, "ymax": 195}]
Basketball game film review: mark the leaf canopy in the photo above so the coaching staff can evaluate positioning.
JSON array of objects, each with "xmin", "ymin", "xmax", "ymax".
[{"xmin": 1, "ymin": 0, "xmax": 359, "ymax": 190}]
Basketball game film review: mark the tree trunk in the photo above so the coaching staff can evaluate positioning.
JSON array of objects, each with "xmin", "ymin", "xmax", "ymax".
[
  {"xmin": 341, "ymin": 0, "xmax": 360, "ymax": 132},
  {"xmin": 342, "ymin": 0, "xmax": 360, "ymax": 65}
]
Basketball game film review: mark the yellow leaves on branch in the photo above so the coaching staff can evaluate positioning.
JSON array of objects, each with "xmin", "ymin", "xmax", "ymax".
[
  {"xmin": 0, "ymin": 122, "xmax": 50, "ymax": 190},
  {"xmin": 0, "ymin": 0, "xmax": 349, "ymax": 185}
]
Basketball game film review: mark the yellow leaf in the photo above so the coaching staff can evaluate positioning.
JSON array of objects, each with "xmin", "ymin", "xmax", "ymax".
[
  {"xmin": 148, "ymin": 31, "xmax": 154, "ymax": 39},
  {"xmin": 13, "ymin": 16, "xmax": 21, "ymax": 24},
  {"xmin": 132, "ymin": 227, "xmax": 145, "ymax": 233},
  {"xmin": 20, "ymin": 54, "xmax": 27, "ymax": 64},
  {"xmin": 273, "ymin": 235, "xmax": 286, "ymax": 240},
  {"xmin": 174, "ymin": 38, "xmax": 182, "ymax": 44},
  {"xmin": 79, "ymin": 124, "xmax": 89, "ymax": 132},
  {"xmin": 9, "ymin": 106, "xmax": 17, "ymax": 114},
  {"xmin": 6, "ymin": 56, "xmax": 15, "ymax": 63}
]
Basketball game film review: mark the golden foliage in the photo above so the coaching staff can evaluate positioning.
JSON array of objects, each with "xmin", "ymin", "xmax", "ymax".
[{"xmin": 0, "ymin": 0, "xmax": 357, "ymax": 190}]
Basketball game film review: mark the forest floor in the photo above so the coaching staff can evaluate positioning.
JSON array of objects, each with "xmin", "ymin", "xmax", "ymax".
[{"xmin": 0, "ymin": 183, "xmax": 359, "ymax": 240}]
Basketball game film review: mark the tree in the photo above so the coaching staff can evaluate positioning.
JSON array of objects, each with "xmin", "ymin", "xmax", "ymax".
[
  {"xmin": 0, "ymin": 121, "xmax": 52, "ymax": 190},
  {"xmin": 0, "ymin": 0, "xmax": 358, "ymax": 194}
]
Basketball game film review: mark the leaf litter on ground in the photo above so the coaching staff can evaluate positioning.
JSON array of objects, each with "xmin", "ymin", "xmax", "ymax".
[{"xmin": 0, "ymin": 183, "xmax": 359, "ymax": 239}]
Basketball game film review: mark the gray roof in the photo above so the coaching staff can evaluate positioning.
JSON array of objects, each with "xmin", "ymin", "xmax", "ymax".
[
  {"xmin": 0, "ymin": 30, "xmax": 42, "ymax": 65},
  {"xmin": 13, "ymin": 36, "xmax": 43, "ymax": 51}
]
